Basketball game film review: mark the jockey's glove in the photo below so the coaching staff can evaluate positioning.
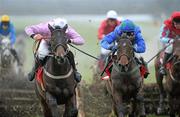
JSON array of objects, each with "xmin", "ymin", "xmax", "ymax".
[
  {"xmin": 110, "ymin": 46, "xmax": 117, "ymax": 52},
  {"xmin": 67, "ymin": 39, "xmax": 71, "ymax": 43},
  {"xmin": 168, "ymin": 39, "xmax": 174, "ymax": 44}
]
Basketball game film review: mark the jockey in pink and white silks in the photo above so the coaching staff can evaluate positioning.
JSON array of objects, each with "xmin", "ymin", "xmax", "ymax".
[{"xmin": 25, "ymin": 18, "xmax": 85, "ymax": 81}]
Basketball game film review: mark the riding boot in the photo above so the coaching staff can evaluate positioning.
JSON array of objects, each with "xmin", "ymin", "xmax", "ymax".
[
  {"xmin": 67, "ymin": 51, "xmax": 81, "ymax": 83},
  {"xmin": 159, "ymin": 53, "xmax": 171, "ymax": 75},
  {"xmin": 101, "ymin": 55, "xmax": 112, "ymax": 80},
  {"xmin": 27, "ymin": 59, "xmax": 44, "ymax": 81},
  {"xmin": 10, "ymin": 48, "xmax": 22, "ymax": 66}
]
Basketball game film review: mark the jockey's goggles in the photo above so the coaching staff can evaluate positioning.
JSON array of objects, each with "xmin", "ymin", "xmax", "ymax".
[
  {"xmin": 123, "ymin": 32, "xmax": 134, "ymax": 36},
  {"xmin": 108, "ymin": 18, "xmax": 117, "ymax": 21},
  {"xmin": 173, "ymin": 17, "xmax": 180, "ymax": 23},
  {"xmin": 2, "ymin": 22, "xmax": 9, "ymax": 26}
]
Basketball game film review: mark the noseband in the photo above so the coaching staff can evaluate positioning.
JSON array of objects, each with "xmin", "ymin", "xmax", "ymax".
[{"xmin": 50, "ymin": 29, "xmax": 69, "ymax": 62}]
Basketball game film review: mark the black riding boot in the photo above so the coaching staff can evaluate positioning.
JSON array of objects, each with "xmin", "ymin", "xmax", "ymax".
[
  {"xmin": 10, "ymin": 48, "xmax": 22, "ymax": 66},
  {"xmin": 27, "ymin": 59, "xmax": 44, "ymax": 81},
  {"xmin": 67, "ymin": 51, "xmax": 81, "ymax": 83},
  {"xmin": 159, "ymin": 53, "xmax": 171, "ymax": 75}
]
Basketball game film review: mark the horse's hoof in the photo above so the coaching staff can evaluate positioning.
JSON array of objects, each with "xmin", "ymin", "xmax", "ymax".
[
  {"xmin": 157, "ymin": 107, "xmax": 164, "ymax": 115},
  {"xmin": 140, "ymin": 115, "xmax": 146, "ymax": 117}
]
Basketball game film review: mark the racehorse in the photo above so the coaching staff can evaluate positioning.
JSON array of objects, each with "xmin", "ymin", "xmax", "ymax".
[
  {"xmin": 35, "ymin": 24, "xmax": 78, "ymax": 117},
  {"xmin": 105, "ymin": 35, "xmax": 146, "ymax": 117},
  {"xmin": 0, "ymin": 39, "xmax": 13, "ymax": 67},
  {"xmin": 155, "ymin": 38, "xmax": 180, "ymax": 117},
  {"xmin": 0, "ymin": 38, "xmax": 17, "ymax": 76}
]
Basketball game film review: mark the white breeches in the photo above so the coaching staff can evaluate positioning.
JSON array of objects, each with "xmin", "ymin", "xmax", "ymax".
[
  {"xmin": 37, "ymin": 40, "xmax": 50, "ymax": 59},
  {"xmin": 100, "ymin": 42, "xmax": 115, "ymax": 55},
  {"xmin": 100, "ymin": 47, "xmax": 111, "ymax": 55},
  {"xmin": 165, "ymin": 43, "xmax": 173, "ymax": 54}
]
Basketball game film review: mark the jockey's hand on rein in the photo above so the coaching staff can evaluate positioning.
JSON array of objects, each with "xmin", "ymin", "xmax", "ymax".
[
  {"xmin": 110, "ymin": 46, "xmax": 117, "ymax": 52},
  {"xmin": 168, "ymin": 39, "xmax": 174, "ymax": 44},
  {"xmin": 67, "ymin": 39, "xmax": 71, "ymax": 43},
  {"xmin": 33, "ymin": 34, "xmax": 43, "ymax": 40}
]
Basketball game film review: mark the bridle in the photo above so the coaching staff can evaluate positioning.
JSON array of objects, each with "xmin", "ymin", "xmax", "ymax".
[
  {"xmin": 116, "ymin": 40, "xmax": 134, "ymax": 66},
  {"xmin": 50, "ymin": 29, "xmax": 69, "ymax": 63}
]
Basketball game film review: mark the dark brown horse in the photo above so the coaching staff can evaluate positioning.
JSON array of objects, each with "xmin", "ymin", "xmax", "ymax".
[
  {"xmin": 155, "ymin": 38, "xmax": 180, "ymax": 117},
  {"xmin": 106, "ymin": 36, "xmax": 146, "ymax": 117},
  {"xmin": 35, "ymin": 24, "xmax": 78, "ymax": 117}
]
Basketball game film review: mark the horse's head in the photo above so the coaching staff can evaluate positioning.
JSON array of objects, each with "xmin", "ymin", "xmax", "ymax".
[
  {"xmin": 1, "ymin": 38, "xmax": 11, "ymax": 49},
  {"xmin": 172, "ymin": 38, "xmax": 180, "ymax": 71},
  {"xmin": 116, "ymin": 35, "xmax": 134, "ymax": 71},
  {"xmin": 48, "ymin": 24, "xmax": 69, "ymax": 64},
  {"xmin": 0, "ymin": 39, "xmax": 13, "ymax": 67}
]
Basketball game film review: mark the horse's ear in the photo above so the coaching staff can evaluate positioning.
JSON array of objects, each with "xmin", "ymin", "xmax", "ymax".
[
  {"xmin": 48, "ymin": 24, "xmax": 54, "ymax": 32},
  {"xmin": 63, "ymin": 24, "xmax": 68, "ymax": 32}
]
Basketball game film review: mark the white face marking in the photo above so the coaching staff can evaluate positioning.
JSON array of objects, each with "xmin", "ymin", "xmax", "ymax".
[{"xmin": 123, "ymin": 43, "xmax": 126, "ymax": 47}]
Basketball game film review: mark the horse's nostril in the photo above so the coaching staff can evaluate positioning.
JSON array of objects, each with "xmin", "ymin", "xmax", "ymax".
[{"xmin": 119, "ymin": 56, "xmax": 129, "ymax": 66}]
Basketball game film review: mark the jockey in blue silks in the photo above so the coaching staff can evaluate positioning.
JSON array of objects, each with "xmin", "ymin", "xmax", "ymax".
[
  {"xmin": 101, "ymin": 19, "xmax": 149, "ymax": 79},
  {"xmin": 0, "ymin": 15, "xmax": 16, "ymax": 45},
  {"xmin": 0, "ymin": 15, "xmax": 21, "ymax": 66}
]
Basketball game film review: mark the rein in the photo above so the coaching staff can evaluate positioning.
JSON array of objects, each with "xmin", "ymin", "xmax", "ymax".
[
  {"xmin": 147, "ymin": 41, "xmax": 174, "ymax": 64},
  {"xmin": 68, "ymin": 43, "xmax": 99, "ymax": 60}
]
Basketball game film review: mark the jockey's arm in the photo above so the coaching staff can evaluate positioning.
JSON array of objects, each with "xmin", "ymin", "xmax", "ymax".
[
  {"xmin": 25, "ymin": 23, "xmax": 47, "ymax": 39},
  {"xmin": 101, "ymin": 30, "xmax": 117, "ymax": 50},
  {"xmin": 66, "ymin": 26, "xmax": 85, "ymax": 45},
  {"xmin": 98, "ymin": 21, "xmax": 106, "ymax": 40},
  {"xmin": 134, "ymin": 28, "xmax": 146, "ymax": 53},
  {"xmin": 160, "ymin": 25, "xmax": 172, "ymax": 44},
  {"xmin": 10, "ymin": 24, "xmax": 16, "ymax": 45}
]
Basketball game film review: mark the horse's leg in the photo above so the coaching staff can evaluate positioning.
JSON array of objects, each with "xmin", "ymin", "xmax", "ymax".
[
  {"xmin": 169, "ymin": 95, "xmax": 176, "ymax": 117},
  {"xmin": 35, "ymin": 81, "xmax": 53, "ymax": 117},
  {"xmin": 156, "ymin": 69, "xmax": 166, "ymax": 114},
  {"xmin": 40, "ymin": 97, "xmax": 53, "ymax": 117},
  {"xmin": 128, "ymin": 100, "xmax": 136, "ymax": 117},
  {"xmin": 135, "ymin": 87, "xmax": 146, "ymax": 117},
  {"xmin": 45, "ymin": 92, "xmax": 59, "ymax": 117},
  {"xmin": 112, "ymin": 87, "xmax": 125, "ymax": 117},
  {"xmin": 63, "ymin": 94, "xmax": 78, "ymax": 117}
]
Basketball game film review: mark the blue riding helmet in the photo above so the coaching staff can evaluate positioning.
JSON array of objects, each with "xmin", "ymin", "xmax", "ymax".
[{"xmin": 120, "ymin": 19, "xmax": 135, "ymax": 32}]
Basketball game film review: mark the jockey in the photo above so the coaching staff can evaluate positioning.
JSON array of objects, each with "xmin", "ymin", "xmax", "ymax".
[
  {"xmin": 25, "ymin": 18, "xmax": 85, "ymax": 82},
  {"xmin": 159, "ymin": 11, "xmax": 180, "ymax": 75},
  {"xmin": 98, "ymin": 10, "xmax": 120, "ymax": 60},
  {"xmin": 0, "ymin": 15, "xmax": 21, "ymax": 66},
  {"xmin": 101, "ymin": 19, "xmax": 148, "ymax": 79}
]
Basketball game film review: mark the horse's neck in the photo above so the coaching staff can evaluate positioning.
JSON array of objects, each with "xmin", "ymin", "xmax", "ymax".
[
  {"xmin": 46, "ymin": 57, "xmax": 71, "ymax": 75},
  {"xmin": 171, "ymin": 59, "xmax": 180, "ymax": 78}
]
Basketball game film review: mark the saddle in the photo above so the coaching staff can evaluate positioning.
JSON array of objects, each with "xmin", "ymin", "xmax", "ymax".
[{"xmin": 36, "ymin": 67, "xmax": 45, "ymax": 91}]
